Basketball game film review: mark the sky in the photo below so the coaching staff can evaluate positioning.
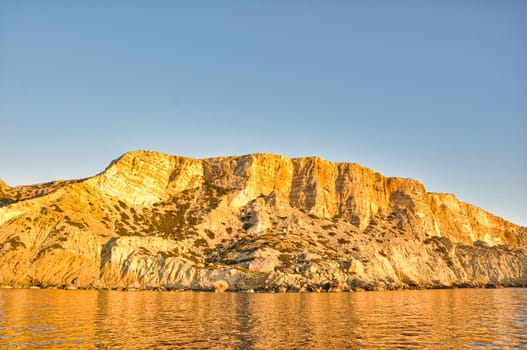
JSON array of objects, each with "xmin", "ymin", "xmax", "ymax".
[{"xmin": 1, "ymin": 1, "xmax": 526, "ymax": 226}]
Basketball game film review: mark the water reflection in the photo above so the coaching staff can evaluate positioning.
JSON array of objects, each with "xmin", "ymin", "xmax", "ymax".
[{"xmin": 0, "ymin": 288, "xmax": 526, "ymax": 349}]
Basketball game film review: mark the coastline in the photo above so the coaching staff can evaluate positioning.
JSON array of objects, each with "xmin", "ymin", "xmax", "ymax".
[{"xmin": 2, "ymin": 281, "xmax": 525, "ymax": 293}]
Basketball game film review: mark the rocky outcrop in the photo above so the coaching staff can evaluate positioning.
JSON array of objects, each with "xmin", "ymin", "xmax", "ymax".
[
  {"xmin": 0, "ymin": 150, "xmax": 525, "ymax": 291},
  {"xmin": 0, "ymin": 180, "xmax": 8, "ymax": 206}
]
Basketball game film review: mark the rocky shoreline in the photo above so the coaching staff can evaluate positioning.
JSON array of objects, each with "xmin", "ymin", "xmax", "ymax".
[{"xmin": 2, "ymin": 282, "xmax": 526, "ymax": 293}]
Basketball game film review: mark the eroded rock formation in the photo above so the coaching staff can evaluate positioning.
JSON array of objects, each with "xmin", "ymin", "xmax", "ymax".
[{"xmin": 0, "ymin": 151, "xmax": 525, "ymax": 291}]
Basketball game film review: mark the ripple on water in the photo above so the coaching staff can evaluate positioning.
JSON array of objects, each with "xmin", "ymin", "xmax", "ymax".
[{"xmin": 0, "ymin": 288, "xmax": 526, "ymax": 349}]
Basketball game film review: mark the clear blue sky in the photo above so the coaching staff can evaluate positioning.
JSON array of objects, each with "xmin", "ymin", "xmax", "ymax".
[{"xmin": 1, "ymin": 1, "xmax": 526, "ymax": 226}]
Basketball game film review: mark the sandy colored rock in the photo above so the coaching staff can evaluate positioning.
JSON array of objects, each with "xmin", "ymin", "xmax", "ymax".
[
  {"xmin": 0, "ymin": 150, "xmax": 525, "ymax": 291},
  {"xmin": 0, "ymin": 179, "xmax": 8, "ymax": 191},
  {"xmin": 213, "ymin": 280, "xmax": 229, "ymax": 292}
]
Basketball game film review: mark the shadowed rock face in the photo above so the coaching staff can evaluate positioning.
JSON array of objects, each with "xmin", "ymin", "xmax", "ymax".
[{"xmin": 0, "ymin": 150, "xmax": 525, "ymax": 291}]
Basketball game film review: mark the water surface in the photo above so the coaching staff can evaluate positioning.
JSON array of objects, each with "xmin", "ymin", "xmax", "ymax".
[{"xmin": 0, "ymin": 288, "xmax": 526, "ymax": 349}]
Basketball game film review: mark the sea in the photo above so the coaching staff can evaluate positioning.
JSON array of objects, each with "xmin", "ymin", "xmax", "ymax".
[{"xmin": 0, "ymin": 288, "xmax": 526, "ymax": 349}]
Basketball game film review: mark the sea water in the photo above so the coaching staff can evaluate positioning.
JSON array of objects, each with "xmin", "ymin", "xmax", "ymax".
[{"xmin": 0, "ymin": 288, "xmax": 526, "ymax": 349}]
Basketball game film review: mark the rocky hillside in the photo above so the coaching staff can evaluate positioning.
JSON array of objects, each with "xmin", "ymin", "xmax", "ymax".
[{"xmin": 0, "ymin": 150, "xmax": 525, "ymax": 291}]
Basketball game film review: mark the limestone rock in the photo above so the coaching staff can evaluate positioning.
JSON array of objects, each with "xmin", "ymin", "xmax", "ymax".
[
  {"xmin": 0, "ymin": 179, "xmax": 8, "ymax": 191},
  {"xmin": 248, "ymin": 249, "xmax": 280, "ymax": 273},
  {"xmin": 213, "ymin": 280, "xmax": 229, "ymax": 292},
  {"xmin": 347, "ymin": 259, "xmax": 364, "ymax": 275},
  {"xmin": 0, "ymin": 150, "xmax": 525, "ymax": 291}
]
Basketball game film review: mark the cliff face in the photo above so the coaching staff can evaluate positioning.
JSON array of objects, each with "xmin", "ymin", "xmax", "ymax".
[{"xmin": 0, "ymin": 150, "xmax": 525, "ymax": 291}]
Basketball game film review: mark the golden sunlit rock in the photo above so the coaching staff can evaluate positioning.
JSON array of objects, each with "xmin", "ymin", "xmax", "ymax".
[{"xmin": 0, "ymin": 150, "xmax": 525, "ymax": 291}]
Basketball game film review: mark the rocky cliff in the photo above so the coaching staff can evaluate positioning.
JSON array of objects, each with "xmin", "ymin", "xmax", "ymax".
[{"xmin": 0, "ymin": 150, "xmax": 525, "ymax": 291}]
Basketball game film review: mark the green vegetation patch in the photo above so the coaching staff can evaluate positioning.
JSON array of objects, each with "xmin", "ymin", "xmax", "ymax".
[
  {"xmin": 194, "ymin": 238, "xmax": 209, "ymax": 248},
  {"xmin": 205, "ymin": 229, "xmax": 216, "ymax": 240}
]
